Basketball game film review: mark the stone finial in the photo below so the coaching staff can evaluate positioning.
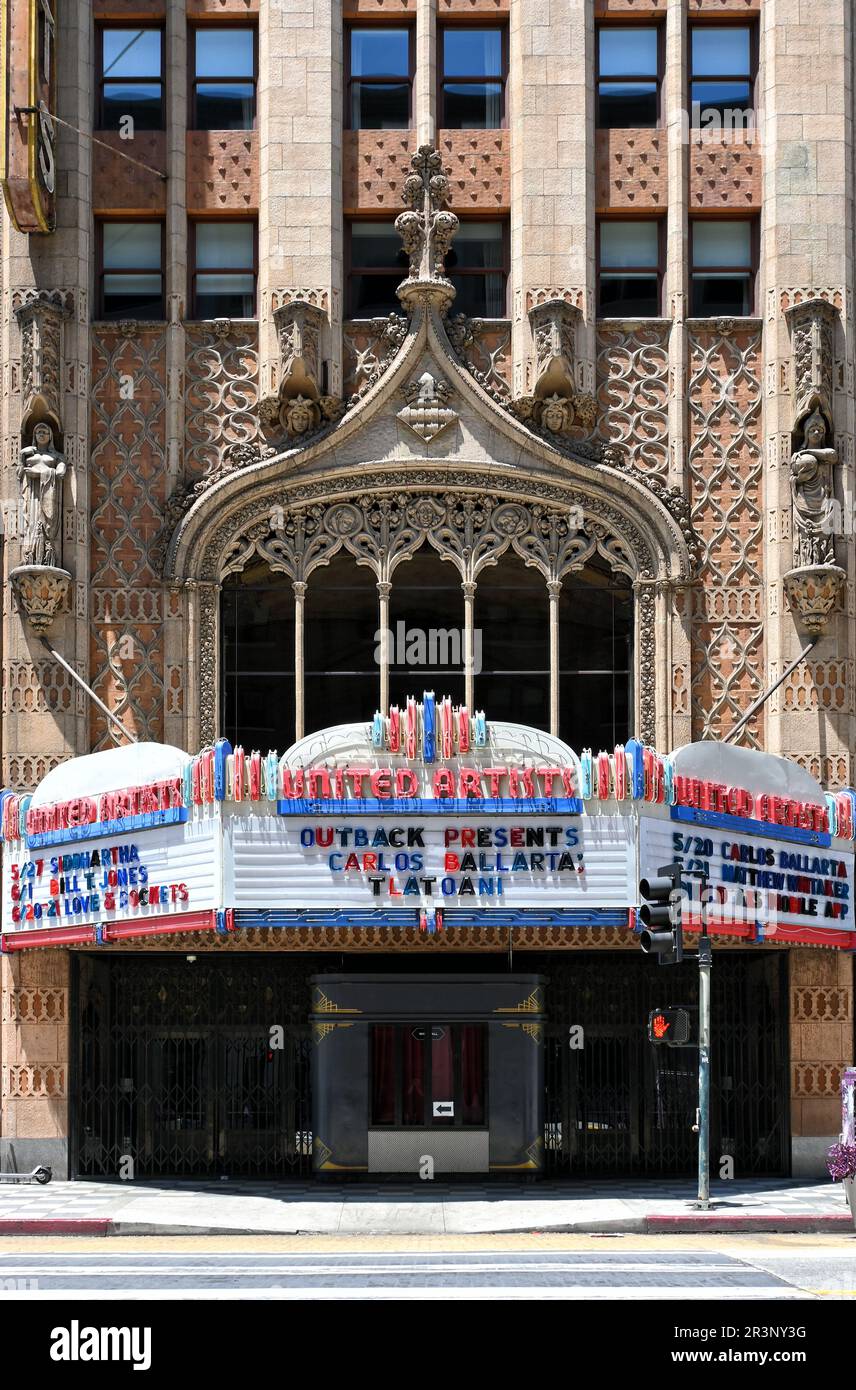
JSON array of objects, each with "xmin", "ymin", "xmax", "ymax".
[
  {"xmin": 395, "ymin": 144, "xmax": 460, "ymax": 316},
  {"xmin": 258, "ymin": 298, "xmax": 344, "ymax": 439},
  {"xmin": 785, "ymin": 297, "xmax": 837, "ymax": 427},
  {"xmin": 509, "ymin": 298, "xmax": 597, "ymax": 439}
]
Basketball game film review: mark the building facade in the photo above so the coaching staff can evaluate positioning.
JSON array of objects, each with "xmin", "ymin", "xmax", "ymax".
[{"xmin": 0, "ymin": 0, "xmax": 854, "ymax": 1180}]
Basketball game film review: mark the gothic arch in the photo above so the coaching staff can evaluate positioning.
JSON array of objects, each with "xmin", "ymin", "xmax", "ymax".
[{"xmin": 165, "ymin": 304, "xmax": 695, "ymax": 751}]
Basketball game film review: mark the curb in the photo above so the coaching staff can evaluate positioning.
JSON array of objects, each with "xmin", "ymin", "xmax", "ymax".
[
  {"xmin": 645, "ymin": 1214, "xmax": 854, "ymax": 1234},
  {"xmin": 0, "ymin": 1219, "xmax": 113, "ymax": 1235},
  {"xmin": 0, "ymin": 1214, "xmax": 852, "ymax": 1237}
]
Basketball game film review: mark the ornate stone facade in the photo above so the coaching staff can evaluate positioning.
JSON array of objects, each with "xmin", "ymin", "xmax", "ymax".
[{"xmin": 1, "ymin": 0, "xmax": 854, "ymax": 1181}]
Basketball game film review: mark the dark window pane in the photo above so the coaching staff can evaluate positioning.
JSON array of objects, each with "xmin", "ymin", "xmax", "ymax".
[
  {"xmin": 221, "ymin": 567, "xmax": 296, "ymax": 748},
  {"xmin": 599, "ymin": 27, "xmax": 658, "ymax": 77},
  {"xmin": 305, "ymin": 554, "xmax": 379, "ymax": 729},
  {"xmin": 350, "ymin": 223, "xmax": 408, "ymax": 269},
  {"xmin": 442, "ymin": 82, "xmax": 502, "ymax": 129},
  {"xmin": 691, "ymin": 80, "xmax": 752, "ymax": 122},
  {"xmin": 103, "ymin": 28, "xmax": 161, "ymax": 78},
  {"xmin": 476, "ymin": 557, "xmax": 548, "ymax": 729},
  {"xmin": 101, "ymin": 83, "xmax": 163, "ymax": 130},
  {"xmin": 692, "ymin": 272, "xmax": 751, "ymax": 317},
  {"xmin": 350, "ymin": 28, "xmax": 410, "ymax": 77},
  {"xmin": 349, "ymin": 273, "xmax": 402, "ymax": 318},
  {"xmin": 599, "ymin": 274, "xmax": 660, "ymax": 317},
  {"xmin": 371, "ymin": 1026, "xmax": 396, "ymax": 1125},
  {"xmin": 558, "ymin": 565, "xmax": 633, "ymax": 749},
  {"xmin": 195, "ymin": 28, "xmax": 254, "ymax": 78},
  {"xmin": 448, "ymin": 273, "xmax": 506, "ymax": 317},
  {"xmin": 195, "ymin": 275, "xmax": 256, "ymax": 318},
  {"xmin": 402, "ymin": 1029, "xmax": 425, "ymax": 1125},
  {"xmin": 597, "ymin": 82, "xmax": 658, "ymax": 129},
  {"xmin": 102, "ymin": 275, "xmax": 164, "ymax": 320},
  {"xmin": 389, "ymin": 547, "xmax": 465, "ymax": 708},
  {"xmin": 443, "ymin": 28, "xmax": 502, "ymax": 77},
  {"xmin": 195, "ymin": 83, "xmax": 255, "ymax": 130},
  {"xmin": 350, "ymin": 81, "xmax": 410, "ymax": 130},
  {"xmin": 447, "ymin": 223, "xmax": 503, "ymax": 269}
]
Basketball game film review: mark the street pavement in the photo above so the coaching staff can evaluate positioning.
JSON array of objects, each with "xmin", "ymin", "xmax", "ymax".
[
  {"xmin": 0, "ymin": 1236, "xmax": 854, "ymax": 1299},
  {"xmin": 0, "ymin": 1176, "xmax": 850, "ymax": 1235}
]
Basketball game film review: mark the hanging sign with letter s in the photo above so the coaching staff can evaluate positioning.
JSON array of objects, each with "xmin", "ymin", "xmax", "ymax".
[{"xmin": 1, "ymin": 0, "xmax": 57, "ymax": 233}]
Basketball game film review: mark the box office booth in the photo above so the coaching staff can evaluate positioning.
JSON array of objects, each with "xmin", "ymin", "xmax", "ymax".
[{"xmin": 310, "ymin": 974, "xmax": 545, "ymax": 1173}]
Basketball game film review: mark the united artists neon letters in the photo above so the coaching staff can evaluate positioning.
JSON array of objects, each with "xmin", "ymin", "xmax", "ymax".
[{"xmin": 25, "ymin": 777, "xmax": 185, "ymax": 838}]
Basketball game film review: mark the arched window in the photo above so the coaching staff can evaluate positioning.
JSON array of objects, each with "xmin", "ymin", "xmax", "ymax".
[
  {"xmin": 221, "ymin": 559, "xmax": 296, "ymax": 749},
  {"xmin": 476, "ymin": 555, "xmax": 549, "ymax": 727},
  {"xmin": 304, "ymin": 553, "xmax": 380, "ymax": 733},
  {"xmin": 559, "ymin": 557, "xmax": 633, "ymax": 750},
  {"xmin": 388, "ymin": 545, "xmax": 465, "ymax": 707},
  {"xmin": 219, "ymin": 529, "xmax": 635, "ymax": 751}
]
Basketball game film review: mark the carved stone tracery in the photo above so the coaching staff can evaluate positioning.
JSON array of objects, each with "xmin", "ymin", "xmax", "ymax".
[{"xmin": 189, "ymin": 482, "xmax": 660, "ymax": 747}]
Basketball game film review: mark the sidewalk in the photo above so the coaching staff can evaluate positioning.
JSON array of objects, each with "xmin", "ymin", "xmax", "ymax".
[{"xmin": 0, "ymin": 1177, "xmax": 852, "ymax": 1236}]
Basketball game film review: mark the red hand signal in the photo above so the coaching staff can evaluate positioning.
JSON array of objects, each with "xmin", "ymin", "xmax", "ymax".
[{"xmin": 652, "ymin": 1013, "xmax": 670, "ymax": 1039}]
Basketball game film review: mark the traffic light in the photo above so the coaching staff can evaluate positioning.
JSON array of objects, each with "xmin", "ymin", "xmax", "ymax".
[
  {"xmin": 647, "ymin": 1006, "xmax": 693, "ymax": 1046},
  {"xmin": 638, "ymin": 860, "xmax": 684, "ymax": 965}
]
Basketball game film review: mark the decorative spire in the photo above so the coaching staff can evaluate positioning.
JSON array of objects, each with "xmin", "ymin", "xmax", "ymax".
[{"xmin": 395, "ymin": 144, "xmax": 459, "ymax": 315}]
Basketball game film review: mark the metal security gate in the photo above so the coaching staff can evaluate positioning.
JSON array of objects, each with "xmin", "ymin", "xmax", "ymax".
[
  {"xmin": 543, "ymin": 951, "xmax": 788, "ymax": 1177},
  {"xmin": 73, "ymin": 955, "xmax": 316, "ymax": 1179}
]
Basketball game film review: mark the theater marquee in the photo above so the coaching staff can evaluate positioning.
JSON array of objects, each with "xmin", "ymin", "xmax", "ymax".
[
  {"xmin": 1, "ymin": 704, "xmax": 855, "ymax": 950},
  {"xmin": 1, "ymin": 0, "xmax": 57, "ymax": 233}
]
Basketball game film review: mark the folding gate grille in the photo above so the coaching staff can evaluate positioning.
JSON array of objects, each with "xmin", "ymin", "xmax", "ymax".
[
  {"xmin": 543, "ymin": 951, "xmax": 789, "ymax": 1177},
  {"xmin": 73, "ymin": 950, "xmax": 789, "ymax": 1180},
  {"xmin": 73, "ymin": 955, "xmax": 316, "ymax": 1179}
]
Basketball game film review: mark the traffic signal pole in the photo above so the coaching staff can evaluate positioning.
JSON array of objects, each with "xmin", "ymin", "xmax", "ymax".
[{"xmin": 696, "ymin": 931, "xmax": 712, "ymax": 1209}]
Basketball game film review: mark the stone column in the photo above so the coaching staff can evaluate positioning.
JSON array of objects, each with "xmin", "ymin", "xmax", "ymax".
[
  {"xmin": 548, "ymin": 579, "xmax": 561, "ymax": 736},
  {"xmin": 509, "ymin": 1, "xmax": 593, "ymax": 398},
  {"xmin": 0, "ymin": 949, "xmax": 71, "ymax": 1178},
  {"xmin": 415, "ymin": 0, "xmax": 436, "ymax": 145},
  {"xmin": 463, "ymin": 580, "xmax": 476, "ymax": 712},
  {"xmin": 259, "ymin": 0, "xmax": 342, "ymax": 402},
  {"xmin": 664, "ymin": 0, "xmax": 687, "ymax": 490},
  {"xmin": 293, "ymin": 580, "xmax": 307, "ymax": 742},
  {"xmin": 761, "ymin": 0, "xmax": 855, "ymax": 783},
  {"xmin": 165, "ymin": 0, "xmax": 187, "ymax": 492},
  {"xmin": 377, "ymin": 580, "xmax": 392, "ymax": 714},
  {"xmin": 789, "ymin": 948, "xmax": 855, "ymax": 1176},
  {"xmin": 1, "ymin": 2, "xmax": 92, "ymax": 789}
]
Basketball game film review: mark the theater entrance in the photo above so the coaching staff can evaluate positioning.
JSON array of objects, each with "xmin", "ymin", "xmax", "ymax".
[{"xmin": 72, "ymin": 950, "xmax": 788, "ymax": 1181}]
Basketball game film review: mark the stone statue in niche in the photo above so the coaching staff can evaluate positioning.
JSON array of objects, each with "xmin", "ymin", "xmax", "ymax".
[
  {"xmin": 17, "ymin": 422, "xmax": 67, "ymax": 568},
  {"xmin": 789, "ymin": 406, "xmax": 837, "ymax": 567}
]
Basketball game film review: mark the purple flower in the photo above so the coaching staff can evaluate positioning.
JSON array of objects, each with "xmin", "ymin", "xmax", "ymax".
[{"xmin": 826, "ymin": 1142, "xmax": 856, "ymax": 1181}]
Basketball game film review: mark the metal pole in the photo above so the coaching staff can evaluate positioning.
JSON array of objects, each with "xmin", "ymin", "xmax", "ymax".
[
  {"xmin": 40, "ymin": 637, "xmax": 138, "ymax": 744},
  {"xmin": 696, "ymin": 933, "xmax": 712, "ymax": 1209},
  {"xmin": 723, "ymin": 636, "xmax": 818, "ymax": 744}
]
